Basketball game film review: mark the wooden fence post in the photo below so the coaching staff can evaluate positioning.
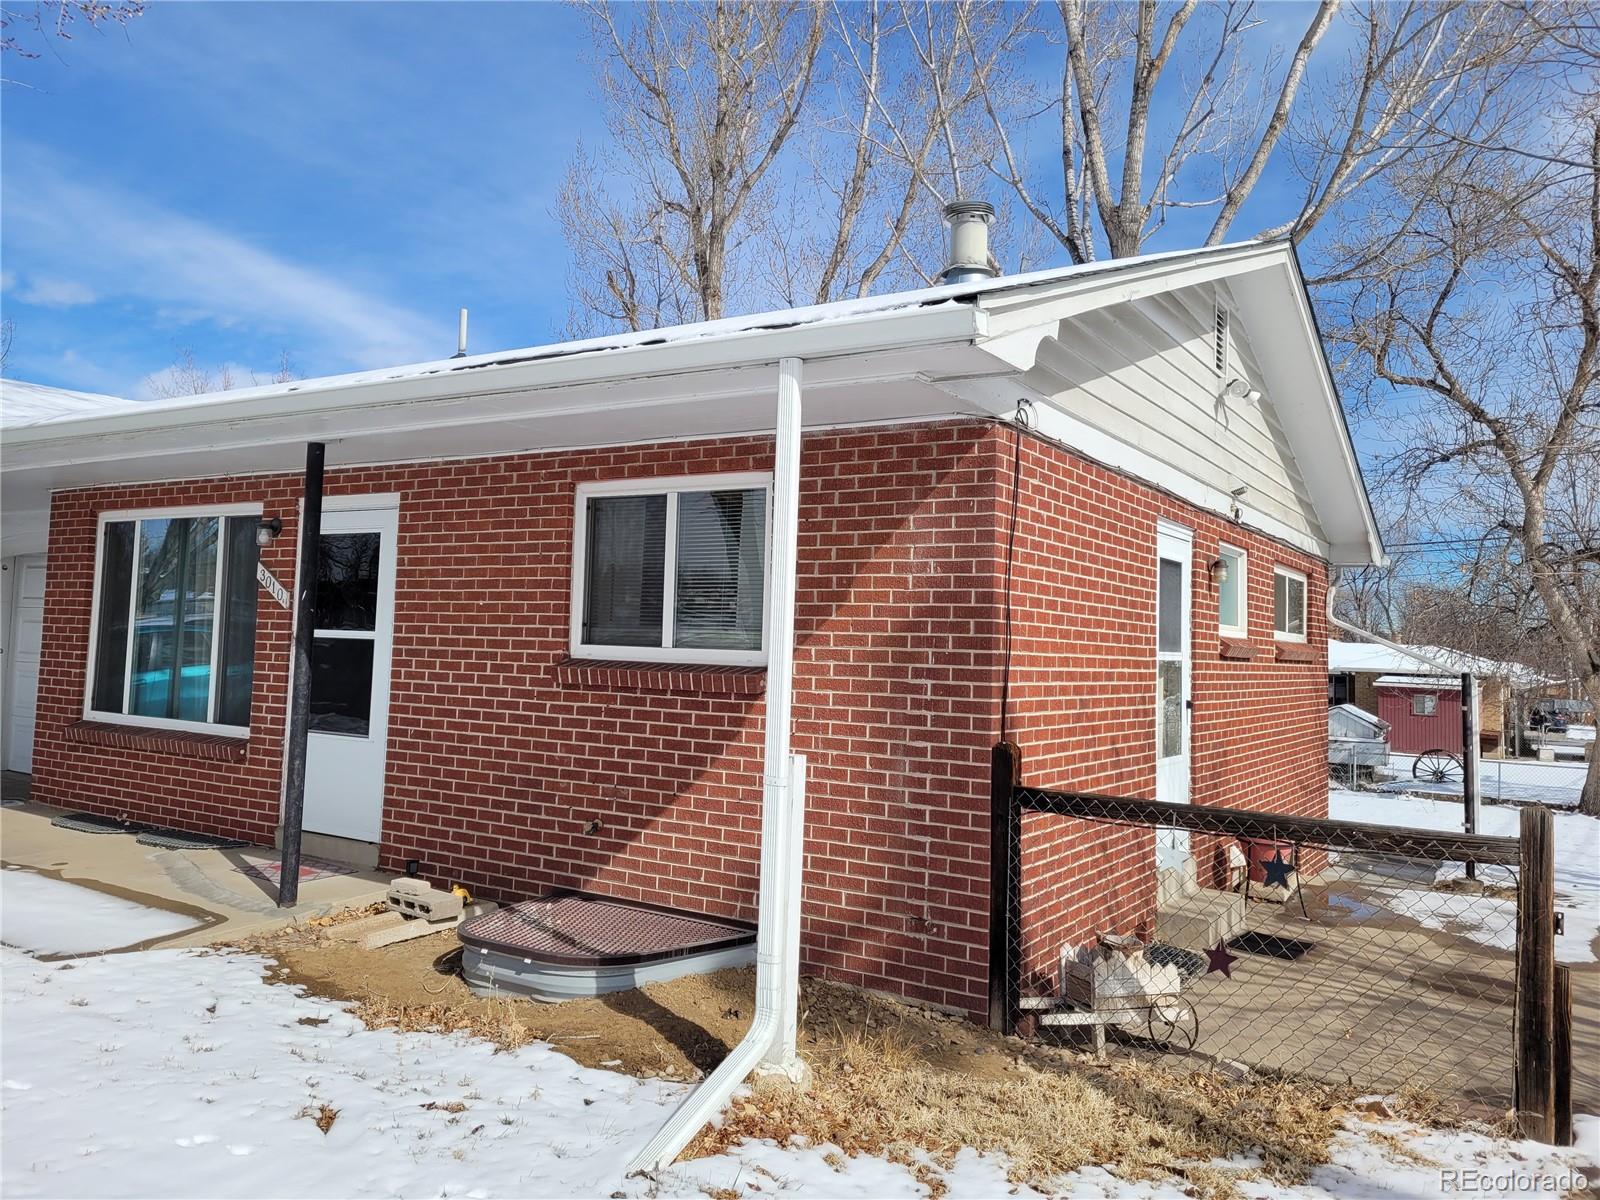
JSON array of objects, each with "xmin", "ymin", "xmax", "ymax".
[
  {"xmin": 1553, "ymin": 965, "xmax": 1573, "ymax": 1147},
  {"xmin": 988, "ymin": 740, "xmax": 1019, "ymax": 1034},
  {"xmin": 1514, "ymin": 804, "xmax": 1556, "ymax": 1141}
]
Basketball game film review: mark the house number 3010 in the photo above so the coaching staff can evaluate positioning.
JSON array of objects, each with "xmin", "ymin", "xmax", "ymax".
[{"xmin": 257, "ymin": 562, "xmax": 292, "ymax": 610}]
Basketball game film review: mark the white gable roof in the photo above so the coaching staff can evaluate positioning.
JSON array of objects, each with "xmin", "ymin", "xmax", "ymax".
[
  {"xmin": 1330, "ymin": 640, "xmax": 1547, "ymax": 685},
  {"xmin": 0, "ymin": 240, "xmax": 1383, "ymax": 566}
]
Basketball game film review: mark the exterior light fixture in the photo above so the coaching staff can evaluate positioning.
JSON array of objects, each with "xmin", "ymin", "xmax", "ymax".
[
  {"xmin": 1223, "ymin": 378, "xmax": 1262, "ymax": 404},
  {"xmin": 1210, "ymin": 557, "xmax": 1230, "ymax": 586},
  {"xmin": 256, "ymin": 516, "xmax": 283, "ymax": 547}
]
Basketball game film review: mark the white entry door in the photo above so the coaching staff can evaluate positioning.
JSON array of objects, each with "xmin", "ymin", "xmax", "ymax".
[
  {"xmin": 3, "ymin": 556, "xmax": 47, "ymax": 773},
  {"xmin": 303, "ymin": 500, "xmax": 398, "ymax": 843},
  {"xmin": 1154, "ymin": 523, "xmax": 1193, "ymax": 874}
]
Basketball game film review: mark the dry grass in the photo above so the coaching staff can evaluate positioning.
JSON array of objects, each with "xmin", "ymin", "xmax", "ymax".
[
  {"xmin": 240, "ymin": 918, "xmax": 1455, "ymax": 1198},
  {"xmin": 688, "ymin": 1017, "xmax": 1357, "ymax": 1198}
]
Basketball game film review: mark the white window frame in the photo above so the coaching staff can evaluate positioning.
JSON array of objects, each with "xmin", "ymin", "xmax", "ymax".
[
  {"xmin": 82, "ymin": 502, "xmax": 262, "ymax": 738},
  {"xmin": 1217, "ymin": 542, "xmax": 1248, "ymax": 637},
  {"xmin": 1272, "ymin": 565, "xmax": 1308, "ymax": 643},
  {"xmin": 569, "ymin": 472, "xmax": 773, "ymax": 667},
  {"xmin": 1412, "ymin": 692, "xmax": 1438, "ymax": 717}
]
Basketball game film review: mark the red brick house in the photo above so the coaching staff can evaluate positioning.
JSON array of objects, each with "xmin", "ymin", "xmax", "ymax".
[{"xmin": 0, "ymin": 238, "xmax": 1383, "ymax": 1019}]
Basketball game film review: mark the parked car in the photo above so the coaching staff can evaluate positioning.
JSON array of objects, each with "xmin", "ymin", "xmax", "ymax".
[{"xmin": 1529, "ymin": 708, "xmax": 1570, "ymax": 733}]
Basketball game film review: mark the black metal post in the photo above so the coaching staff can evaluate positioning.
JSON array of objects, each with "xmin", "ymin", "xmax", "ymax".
[
  {"xmin": 278, "ymin": 442, "xmax": 325, "ymax": 907},
  {"xmin": 987, "ymin": 740, "xmax": 1019, "ymax": 1033},
  {"xmin": 1461, "ymin": 672, "xmax": 1479, "ymax": 881}
]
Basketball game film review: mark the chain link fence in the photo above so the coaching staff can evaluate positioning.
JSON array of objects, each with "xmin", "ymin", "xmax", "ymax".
[{"xmin": 995, "ymin": 772, "xmax": 1526, "ymax": 1114}]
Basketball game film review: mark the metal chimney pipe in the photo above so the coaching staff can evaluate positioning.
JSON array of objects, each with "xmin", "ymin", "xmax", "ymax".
[
  {"xmin": 942, "ymin": 199, "xmax": 997, "ymax": 284},
  {"xmin": 452, "ymin": 308, "xmax": 468, "ymax": 358}
]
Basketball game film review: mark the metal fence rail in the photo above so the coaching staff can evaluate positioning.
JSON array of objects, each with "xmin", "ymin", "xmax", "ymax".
[{"xmin": 990, "ymin": 743, "xmax": 1565, "ymax": 1128}]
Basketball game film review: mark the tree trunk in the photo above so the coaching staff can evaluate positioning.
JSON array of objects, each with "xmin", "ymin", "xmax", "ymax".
[{"xmin": 1580, "ymin": 679, "xmax": 1600, "ymax": 818}]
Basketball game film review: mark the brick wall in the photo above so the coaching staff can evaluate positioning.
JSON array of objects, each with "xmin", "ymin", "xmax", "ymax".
[
  {"xmin": 998, "ymin": 429, "xmax": 1330, "ymax": 987},
  {"xmin": 31, "ymin": 423, "xmax": 1006, "ymax": 1015},
  {"xmin": 31, "ymin": 417, "xmax": 1331, "ymax": 1018}
]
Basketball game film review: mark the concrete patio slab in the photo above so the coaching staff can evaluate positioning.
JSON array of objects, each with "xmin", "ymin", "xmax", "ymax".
[{"xmin": 0, "ymin": 789, "xmax": 389, "ymax": 949}]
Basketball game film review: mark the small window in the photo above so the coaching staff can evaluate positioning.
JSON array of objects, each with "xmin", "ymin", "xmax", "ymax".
[
  {"xmin": 1412, "ymin": 693, "xmax": 1438, "ymax": 717},
  {"xmin": 1272, "ymin": 566, "xmax": 1307, "ymax": 641},
  {"xmin": 572, "ymin": 474, "xmax": 770, "ymax": 665},
  {"xmin": 86, "ymin": 508, "xmax": 261, "ymax": 733},
  {"xmin": 1217, "ymin": 544, "xmax": 1247, "ymax": 636}
]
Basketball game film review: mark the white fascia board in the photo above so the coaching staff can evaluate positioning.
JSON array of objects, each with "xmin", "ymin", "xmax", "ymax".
[{"xmin": 3, "ymin": 304, "xmax": 984, "ymax": 464}]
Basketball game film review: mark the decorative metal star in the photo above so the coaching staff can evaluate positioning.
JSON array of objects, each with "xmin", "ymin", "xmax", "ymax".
[
  {"xmin": 1261, "ymin": 849, "xmax": 1296, "ymax": 890},
  {"xmin": 1205, "ymin": 940, "xmax": 1238, "ymax": 978}
]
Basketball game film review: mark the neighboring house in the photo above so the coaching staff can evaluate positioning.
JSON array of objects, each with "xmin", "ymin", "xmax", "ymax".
[
  {"xmin": 1327, "ymin": 640, "xmax": 1545, "ymax": 755},
  {"xmin": 0, "ymin": 234, "xmax": 1384, "ymax": 1017},
  {"xmin": 0, "ymin": 380, "xmax": 137, "ymax": 776}
]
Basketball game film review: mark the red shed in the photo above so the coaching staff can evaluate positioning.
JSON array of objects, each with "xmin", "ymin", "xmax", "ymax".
[{"xmin": 1375, "ymin": 675, "xmax": 1462, "ymax": 754}]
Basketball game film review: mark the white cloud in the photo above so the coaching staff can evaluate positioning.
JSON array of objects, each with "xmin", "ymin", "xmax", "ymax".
[
  {"xmin": 16, "ymin": 277, "xmax": 97, "ymax": 308},
  {"xmin": 1, "ymin": 144, "xmax": 439, "ymax": 369}
]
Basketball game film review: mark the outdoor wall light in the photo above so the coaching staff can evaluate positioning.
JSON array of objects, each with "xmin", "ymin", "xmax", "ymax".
[
  {"xmin": 1209, "ymin": 557, "xmax": 1230, "ymax": 587},
  {"xmin": 1223, "ymin": 378, "xmax": 1263, "ymax": 404},
  {"xmin": 256, "ymin": 516, "xmax": 283, "ymax": 547}
]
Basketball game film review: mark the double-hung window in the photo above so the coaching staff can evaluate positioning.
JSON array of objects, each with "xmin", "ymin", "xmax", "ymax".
[
  {"xmin": 1272, "ymin": 566, "xmax": 1307, "ymax": 641},
  {"xmin": 1217, "ymin": 544, "xmax": 1247, "ymax": 636},
  {"xmin": 571, "ymin": 474, "xmax": 770, "ymax": 666},
  {"xmin": 86, "ymin": 506, "xmax": 261, "ymax": 733}
]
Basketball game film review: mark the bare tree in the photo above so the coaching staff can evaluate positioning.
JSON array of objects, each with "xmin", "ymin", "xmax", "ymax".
[
  {"xmin": 958, "ymin": 1, "xmax": 1541, "ymax": 263},
  {"xmin": 0, "ymin": 316, "xmax": 13, "ymax": 372},
  {"xmin": 1330, "ymin": 83, "xmax": 1600, "ymax": 812},
  {"xmin": 562, "ymin": 1, "xmax": 824, "ymax": 332},
  {"xmin": 143, "ymin": 347, "xmax": 300, "ymax": 399},
  {"xmin": 2, "ymin": 0, "xmax": 142, "ymax": 80}
]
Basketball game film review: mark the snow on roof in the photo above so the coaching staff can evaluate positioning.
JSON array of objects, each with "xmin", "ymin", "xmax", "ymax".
[
  {"xmin": 1329, "ymin": 639, "xmax": 1545, "ymax": 685},
  {"xmin": 9, "ymin": 240, "xmax": 1263, "ymax": 427},
  {"xmin": 1374, "ymin": 674, "xmax": 1459, "ymax": 689},
  {"xmin": 0, "ymin": 378, "xmax": 137, "ymax": 429}
]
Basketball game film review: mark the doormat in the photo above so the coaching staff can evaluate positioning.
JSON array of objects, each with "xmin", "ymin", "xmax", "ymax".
[
  {"xmin": 135, "ymin": 828, "xmax": 252, "ymax": 851},
  {"xmin": 50, "ymin": 811, "xmax": 148, "ymax": 835},
  {"xmin": 239, "ymin": 857, "xmax": 356, "ymax": 884},
  {"xmin": 1228, "ymin": 932, "xmax": 1316, "ymax": 961},
  {"xmin": 1147, "ymin": 942, "xmax": 1207, "ymax": 981}
]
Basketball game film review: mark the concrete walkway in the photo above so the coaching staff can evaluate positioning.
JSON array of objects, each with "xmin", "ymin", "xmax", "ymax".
[{"xmin": 1, "ymin": 777, "xmax": 389, "ymax": 948}]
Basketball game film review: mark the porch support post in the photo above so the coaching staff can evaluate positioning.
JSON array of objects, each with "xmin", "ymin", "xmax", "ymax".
[{"xmin": 278, "ymin": 441, "xmax": 325, "ymax": 908}]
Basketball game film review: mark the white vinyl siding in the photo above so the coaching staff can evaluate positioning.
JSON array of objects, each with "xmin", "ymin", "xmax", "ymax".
[{"xmin": 1024, "ymin": 282, "xmax": 1325, "ymax": 546}]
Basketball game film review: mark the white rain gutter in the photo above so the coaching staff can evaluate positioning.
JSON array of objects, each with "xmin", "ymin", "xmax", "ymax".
[{"xmin": 627, "ymin": 356, "xmax": 808, "ymax": 1176}]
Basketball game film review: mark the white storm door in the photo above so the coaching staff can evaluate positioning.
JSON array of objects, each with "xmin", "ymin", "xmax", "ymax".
[
  {"xmin": 303, "ymin": 501, "xmax": 398, "ymax": 843},
  {"xmin": 4, "ymin": 556, "xmax": 47, "ymax": 773},
  {"xmin": 1154, "ymin": 523, "xmax": 1193, "ymax": 864}
]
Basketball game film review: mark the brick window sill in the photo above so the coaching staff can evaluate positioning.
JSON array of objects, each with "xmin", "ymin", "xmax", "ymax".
[
  {"xmin": 1218, "ymin": 638, "xmax": 1256, "ymax": 662},
  {"xmin": 64, "ymin": 720, "xmax": 250, "ymax": 762},
  {"xmin": 553, "ymin": 657, "xmax": 767, "ymax": 695},
  {"xmin": 1274, "ymin": 641, "xmax": 1318, "ymax": 664}
]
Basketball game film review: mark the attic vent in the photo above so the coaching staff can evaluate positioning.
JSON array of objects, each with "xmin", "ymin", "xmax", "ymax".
[{"xmin": 1212, "ymin": 302, "xmax": 1230, "ymax": 375}]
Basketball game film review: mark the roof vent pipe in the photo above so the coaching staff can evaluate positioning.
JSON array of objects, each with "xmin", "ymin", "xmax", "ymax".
[
  {"xmin": 452, "ymin": 308, "xmax": 468, "ymax": 359},
  {"xmin": 941, "ymin": 199, "xmax": 997, "ymax": 285}
]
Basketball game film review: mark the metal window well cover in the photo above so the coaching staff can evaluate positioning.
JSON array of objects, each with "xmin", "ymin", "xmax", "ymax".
[
  {"xmin": 50, "ymin": 812, "xmax": 152, "ymax": 835},
  {"xmin": 459, "ymin": 892, "xmax": 756, "ymax": 1003},
  {"xmin": 134, "ymin": 828, "xmax": 252, "ymax": 851}
]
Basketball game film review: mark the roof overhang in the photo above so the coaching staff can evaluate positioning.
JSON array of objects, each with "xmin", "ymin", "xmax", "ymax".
[{"xmin": 1, "ymin": 241, "xmax": 1385, "ymax": 567}]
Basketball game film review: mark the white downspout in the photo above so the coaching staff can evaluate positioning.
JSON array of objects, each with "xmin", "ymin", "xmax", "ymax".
[
  {"xmin": 626, "ymin": 356, "xmax": 806, "ymax": 1176},
  {"xmin": 1325, "ymin": 582, "xmax": 1463, "ymax": 676}
]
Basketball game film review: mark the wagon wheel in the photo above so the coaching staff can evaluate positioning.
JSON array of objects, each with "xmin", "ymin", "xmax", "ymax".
[
  {"xmin": 1146, "ymin": 997, "xmax": 1199, "ymax": 1053},
  {"xmin": 1413, "ymin": 750, "xmax": 1463, "ymax": 784}
]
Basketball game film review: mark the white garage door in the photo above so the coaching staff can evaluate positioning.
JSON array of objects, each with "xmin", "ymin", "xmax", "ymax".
[{"xmin": 4, "ymin": 556, "xmax": 47, "ymax": 774}]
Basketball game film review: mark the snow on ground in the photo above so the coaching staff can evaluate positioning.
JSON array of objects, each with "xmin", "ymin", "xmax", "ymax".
[
  {"xmin": 1372, "ymin": 754, "xmax": 1588, "ymax": 807},
  {"xmin": 0, "ymin": 869, "xmax": 198, "ymax": 956},
  {"xmin": 1330, "ymin": 789, "xmax": 1600, "ymax": 963},
  {"xmin": 3, "ymin": 941, "xmax": 1598, "ymax": 1199}
]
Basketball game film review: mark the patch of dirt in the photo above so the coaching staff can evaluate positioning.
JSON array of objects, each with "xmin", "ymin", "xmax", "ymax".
[{"xmin": 238, "ymin": 916, "xmax": 1445, "ymax": 1196}]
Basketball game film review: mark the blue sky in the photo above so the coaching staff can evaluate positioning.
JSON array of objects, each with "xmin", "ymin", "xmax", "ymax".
[
  {"xmin": 3, "ymin": 2, "xmax": 602, "ymax": 395},
  {"xmin": 3, "ymin": 2, "xmax": 1349, "ymax": 402}
]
